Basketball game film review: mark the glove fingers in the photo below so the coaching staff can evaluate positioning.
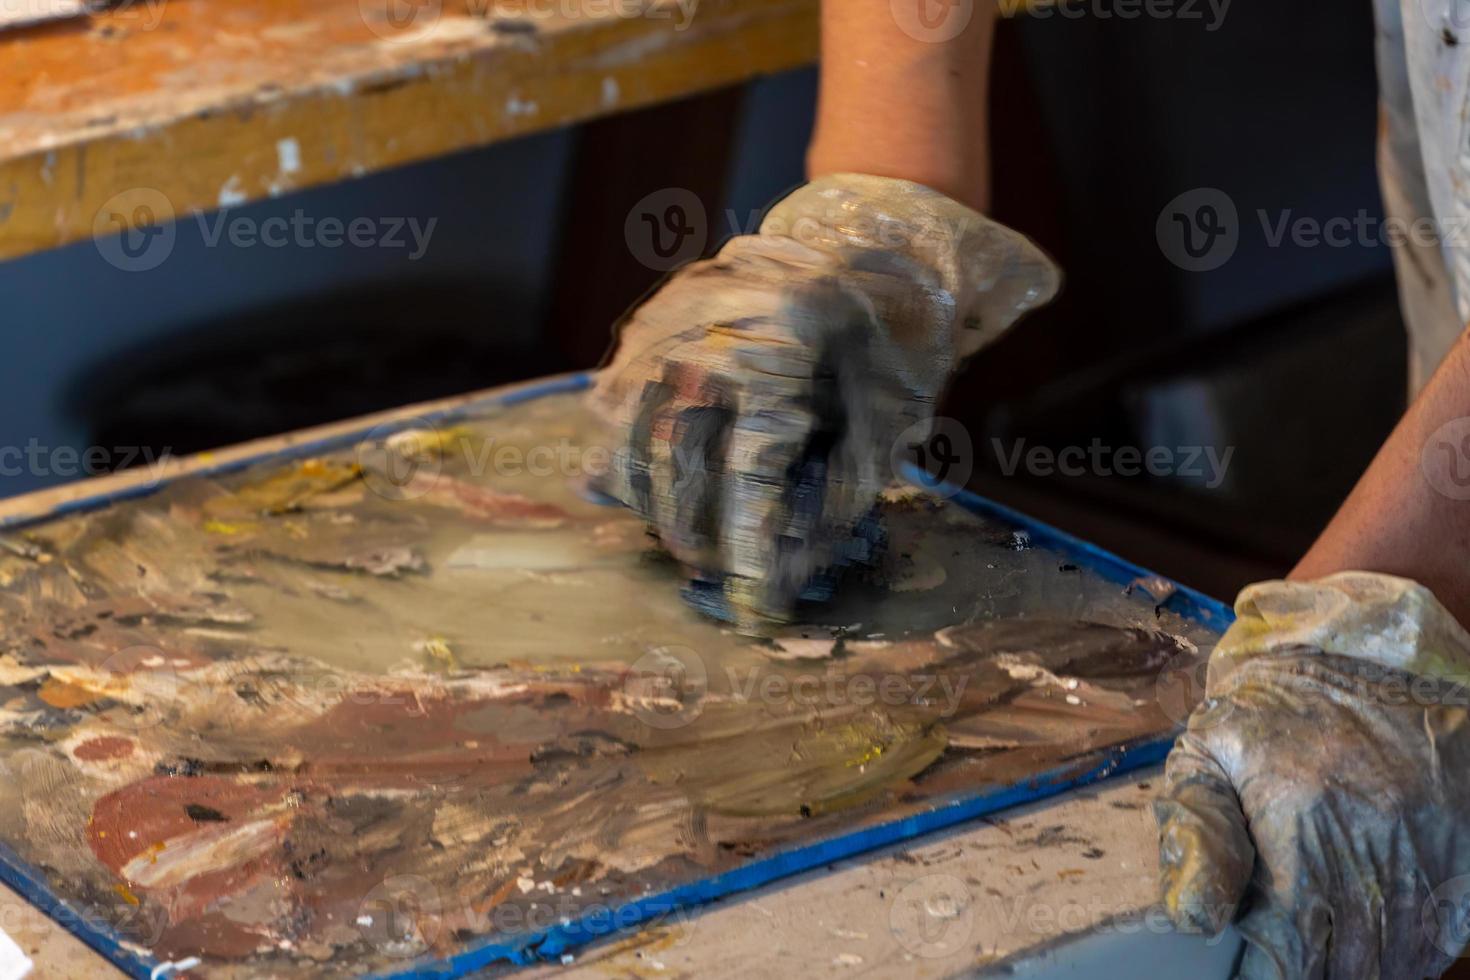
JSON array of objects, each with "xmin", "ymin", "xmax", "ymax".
[
  {"xmin": 1234, "ymin": 902, "xmax": 1331, "ymax": 980},
  {"xmin": 591, "ymin": 353, "xmax": 734, "ymax": 571},
  {"xmin": 658, "ymin": 400, "xmax": 733, "ymax": 570},
  {"xmin": 717, "ymin": 346, "xmax": 819, "ymax": 625},
  {"xmin": 600, "ymin": 376, "xmax": 672, "ymax": 522},
  {"xmin": 1155, "ymin": 730, "xmax": 1254, "ymax": 936}
]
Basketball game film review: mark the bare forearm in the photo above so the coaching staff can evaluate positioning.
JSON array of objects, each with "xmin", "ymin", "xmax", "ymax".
[
  {"xmin": 1293, "ymin": 327, "xmax": 1470, "ymax": 625},
  {"xmin": 807, "ymin": 1, "xmax": 998, "ymax": 213}
]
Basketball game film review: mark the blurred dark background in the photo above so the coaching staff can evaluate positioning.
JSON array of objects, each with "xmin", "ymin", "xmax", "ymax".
[{"xmin": 0, "ymin": 1, "xmax": 1398, "ymax": 602}]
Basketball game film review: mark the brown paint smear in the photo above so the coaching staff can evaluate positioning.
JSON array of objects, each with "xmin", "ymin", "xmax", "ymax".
[{"xmin": 0, "ymin": 394, "xmax": 1218, "ymax": 976}]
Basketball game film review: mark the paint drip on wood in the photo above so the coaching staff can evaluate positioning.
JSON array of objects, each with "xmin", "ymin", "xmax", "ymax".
[{"xmin": 0, "ymin": 394, "xmax": 1217, "ymax": 975}]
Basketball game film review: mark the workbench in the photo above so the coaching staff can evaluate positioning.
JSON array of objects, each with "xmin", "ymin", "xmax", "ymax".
[
  {"xmin": 0, "ymin": 0, "xmax": 817, "ymax": 263},
  {"xmin": 0, "ymin": 380, "xmax": 1243, "ymax": 978},
  {"xmin": 3, "ymin": 4, "xmax": 1245, "ymax": 973}
]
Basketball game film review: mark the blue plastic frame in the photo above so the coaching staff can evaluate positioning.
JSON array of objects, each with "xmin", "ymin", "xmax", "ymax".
[{"xmin": 0, "ymin": 372, "xmax": 1235, "ymax": 978}]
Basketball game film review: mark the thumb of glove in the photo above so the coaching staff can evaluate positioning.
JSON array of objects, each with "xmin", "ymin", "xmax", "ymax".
[{"xmin": 1154, "ymin": 730, "xmax": 1253, "ymax": 935}]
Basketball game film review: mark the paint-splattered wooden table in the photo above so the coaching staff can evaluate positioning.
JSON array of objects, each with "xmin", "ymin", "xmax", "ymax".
[
  {"xmin": 0, "ymin": 379, "xmax": 1240, "ymax": 978},
  {"xmin": 0, "ymin": 0, "xmax": 818, "ymax": 263},
  {"xmin": 1, "ymin": 770, "xmax": 1240, "ymax": 978}
]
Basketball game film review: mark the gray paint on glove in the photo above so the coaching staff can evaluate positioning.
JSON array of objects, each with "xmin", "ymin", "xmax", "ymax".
[
  {"xmin": 588, "ymin": 173, "xmax": 1060, "ymax": 627},
  {"xmin": 1156, "ymin": 572, "xmax": 1470, "ymax": 978}
]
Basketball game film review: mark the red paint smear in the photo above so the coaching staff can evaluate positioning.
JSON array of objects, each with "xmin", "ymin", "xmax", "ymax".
[
  {"xmin": 289, "ymin": 693, "xmax": 538, "ymax": 785},
  {"xmin": 406, "ymin": 473, "xmax": 569, "ymax": 526},
  {"xmin": 74, "ymin": 736, "xmax": 134, "ymax": 761},
  {"xmin": 89, "ymin": 776, "xmax": 290, "ymax": 875}
]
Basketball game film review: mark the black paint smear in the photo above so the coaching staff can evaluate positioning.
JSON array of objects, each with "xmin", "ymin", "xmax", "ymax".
[{"xmin": 184, "ymin": 803, "xmax": 230, "ymax": 823}]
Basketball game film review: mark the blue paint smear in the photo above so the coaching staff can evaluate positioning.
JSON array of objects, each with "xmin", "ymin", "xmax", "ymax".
[{"xmin": 0, "ymin": 376, "xmax": 1235, "ymax": 978}]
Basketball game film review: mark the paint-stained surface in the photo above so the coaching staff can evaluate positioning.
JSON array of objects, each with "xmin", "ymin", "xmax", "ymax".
[
  {"xmin": 0, "ymin": 0, "xmax": 819, "ymax": 261},
  {"xmin": 0, "ymin": 393, "xmax": 1217, "ymax": 976}
]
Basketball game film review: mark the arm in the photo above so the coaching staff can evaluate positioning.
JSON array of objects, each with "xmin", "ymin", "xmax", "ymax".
[
  {"xmin": 1292, "ymin": 328, "xmax": 1470, "ymax": 626},
  {"xmin": 807, "ymin": 1, "xmax": 999, "ymax": 212},
  {"xmin": 591, "ymin": 0, "xmax": 1058, "ymax": 625},
  {"xmin": 1154, "ymin": 331, "xmax": 1470, "ymax": 974}
]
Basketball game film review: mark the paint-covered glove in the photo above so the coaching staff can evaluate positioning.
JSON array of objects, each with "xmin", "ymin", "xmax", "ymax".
[
  {"xmin": 589, "ymin": 173, "xmax": 1059, "ymax": 625},
  {"xmin": 1155, "ymin": 572, "xmax": 1470, "ymax": 978}
]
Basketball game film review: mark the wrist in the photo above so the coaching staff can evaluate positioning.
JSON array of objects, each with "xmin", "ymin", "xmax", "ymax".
[
  {"xmin": 805, "ymin": 145, "xmax": 990, "ymax": 215},
  {"xmin": 1211, "ymin": 572, "xmax": 1470, "ymax": 688}
]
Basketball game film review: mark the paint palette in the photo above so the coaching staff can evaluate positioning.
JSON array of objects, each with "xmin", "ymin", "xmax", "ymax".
[{"xmin": 0, "ymin": 377, "xmax": 1228, "ymax": 978}]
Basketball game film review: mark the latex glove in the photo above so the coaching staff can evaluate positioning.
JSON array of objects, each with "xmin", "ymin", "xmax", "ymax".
[
  {"xmin": 589, "ymin": 173, "xmax": 1059, "ymax": 625},
  {"xmin": 1155, "ymin": 572, "xmax": 1470, "ymax": 978}
]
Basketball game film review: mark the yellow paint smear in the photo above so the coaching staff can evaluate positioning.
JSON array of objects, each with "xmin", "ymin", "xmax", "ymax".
[
  {"xmin": 37, "ymin": 677, "xmax": 101, "ymax": 709},
  {"xmin": 203, "ymin": 520, "xmax": 257, "ymax": 536},
  {"xmin": 206, "ymin": 459, "xmax": 362, "ymax": 519}
]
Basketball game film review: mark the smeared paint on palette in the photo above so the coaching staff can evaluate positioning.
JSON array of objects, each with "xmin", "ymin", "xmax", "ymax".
[{"xmin": 0, "ymin": 390, "xmax": 1220, "ymax": 976}]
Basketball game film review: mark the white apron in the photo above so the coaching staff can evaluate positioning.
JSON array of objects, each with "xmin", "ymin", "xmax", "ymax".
[{"xmin": 1377, "ymin": 0, "xmax": 1470, "ymax": 393}]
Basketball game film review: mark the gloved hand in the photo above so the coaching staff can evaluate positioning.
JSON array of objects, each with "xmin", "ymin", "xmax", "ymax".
[
  {"xmin": 589, "ymin": 173, "xmax": 1059, "ymax": 626},
  {"xmin": 1155, "ymin": 572, "xmax": 1470, "ymax": 978}
]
